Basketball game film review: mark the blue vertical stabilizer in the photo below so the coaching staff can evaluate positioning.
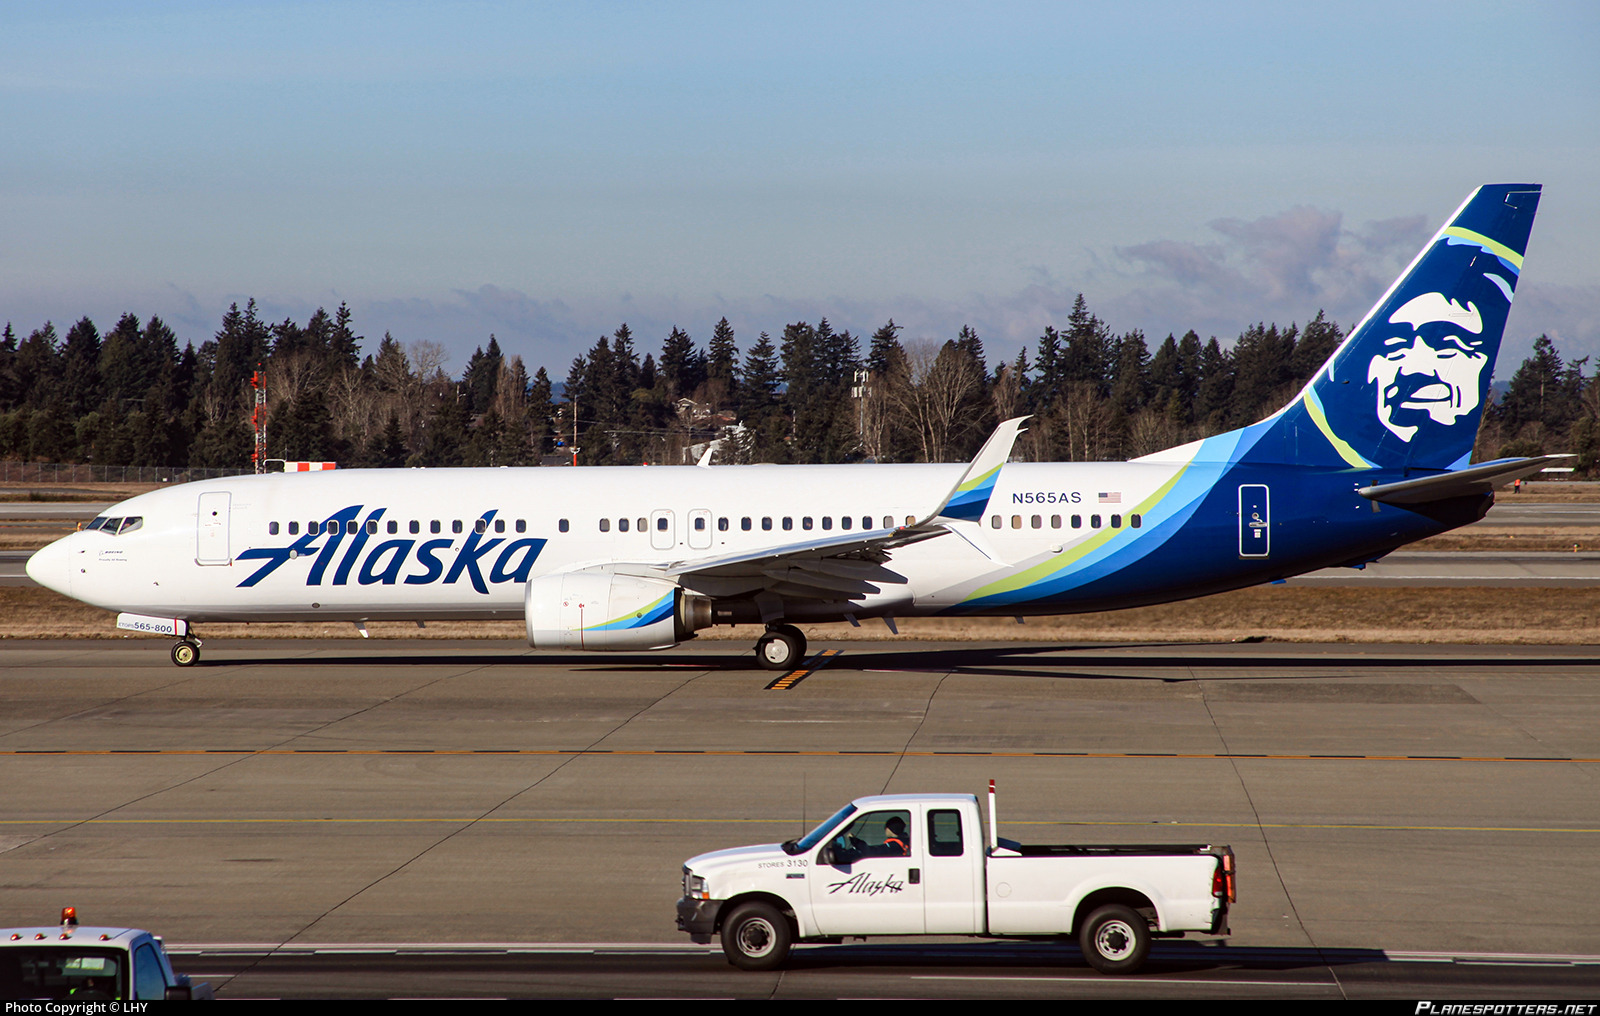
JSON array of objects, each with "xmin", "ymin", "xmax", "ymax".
[{"xmin": 1250, "ymin": 184, "xmax": 1541, "ymax": 471}]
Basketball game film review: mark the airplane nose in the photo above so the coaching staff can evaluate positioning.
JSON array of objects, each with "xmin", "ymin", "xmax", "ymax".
[{"xmin": 25, "ymin": 538, "xmax": 74, "ymax": 596}]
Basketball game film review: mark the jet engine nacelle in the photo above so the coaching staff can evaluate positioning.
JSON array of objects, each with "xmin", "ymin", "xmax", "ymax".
[{"xmin": 525, "ymin": 569, "xmax": 711, "ymax": 650}]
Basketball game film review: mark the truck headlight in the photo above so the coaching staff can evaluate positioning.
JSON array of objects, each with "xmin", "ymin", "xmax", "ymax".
[{"xmin": 683, "ymin": 868, "xmax": 709, "ymax": 900}]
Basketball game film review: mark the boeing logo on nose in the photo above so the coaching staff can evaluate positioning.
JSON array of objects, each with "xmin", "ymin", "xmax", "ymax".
[{"xmin": 236, "ymin": 506, "xmax": 547, "ymax": 594}]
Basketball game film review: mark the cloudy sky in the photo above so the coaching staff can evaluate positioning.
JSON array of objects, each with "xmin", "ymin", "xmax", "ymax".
[{"xmin": 4, "ymin": 1, "xmax": 1596, "ymax": 379}]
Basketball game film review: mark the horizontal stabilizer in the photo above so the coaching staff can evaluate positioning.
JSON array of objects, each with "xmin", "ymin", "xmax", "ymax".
[{"xmin": 1358, "ymin": 455, "xmax": 1572, "ymax": 504}]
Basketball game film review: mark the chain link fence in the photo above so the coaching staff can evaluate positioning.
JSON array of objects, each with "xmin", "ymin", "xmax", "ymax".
[{"xmin": 0, "ymin": 461, "xmax": 256, "ymax": 485}]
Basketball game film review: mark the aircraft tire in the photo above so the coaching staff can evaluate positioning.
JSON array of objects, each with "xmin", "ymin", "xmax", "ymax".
[
  {"xmin": 171, "ymin": 641, "xmax": 200, "ymax": 667},
  {"xmin": 755, "ymin": 628, "xmax": 803, "ymax": 670},
  {"xmin": 1078, "ymin": 904, "xmax": 1150, "ymax": 975}
]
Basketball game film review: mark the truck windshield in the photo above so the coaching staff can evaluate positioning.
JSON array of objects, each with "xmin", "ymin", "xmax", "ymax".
[
  {"xmin": 786, "ymin": 803, "xmax": 858, "ymax": 855},
  {"xmin": 0, "ymin": 948, "xmax": 126, "ymax": 1000}
]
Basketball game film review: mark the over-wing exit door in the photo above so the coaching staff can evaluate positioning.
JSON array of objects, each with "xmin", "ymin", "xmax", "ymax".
[{"xmin": 1238, "ymin": 484, "xmax": 1270, "ymax": 558}]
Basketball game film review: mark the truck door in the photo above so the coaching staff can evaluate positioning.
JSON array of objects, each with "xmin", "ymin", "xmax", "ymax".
[
  {"xmin": 923, "ymin": 806, "xmax": 984, "ymax": 933},
  {"xmin": 1238, "ymin": 484, "xmax": 1270, "ymax": 558},
  {"xmin": 196, "ymin": 491, "xmax": 232, "ymax": 565},
  {"xmin": 809, "ymin": 807, "xmax": 925, "ymax": 935}
]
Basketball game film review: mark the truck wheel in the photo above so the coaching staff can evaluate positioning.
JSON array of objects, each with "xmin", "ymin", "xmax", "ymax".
[
  {"xmin": 171, "ymin": 641, "xmax": 200, "ymax": 667},
  {"xmin": 720, "ymin": 902, "xmax": 792, "ymax": 970},
  {"xmin": 1079, "ymin": 904, "xmax": 1150, "ymax": 975}
]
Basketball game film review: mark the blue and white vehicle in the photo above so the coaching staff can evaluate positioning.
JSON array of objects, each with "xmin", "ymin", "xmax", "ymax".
[
  {"xmin": 0, "ymin": 908, "xmax": 212, "ymax": 1000},
  {"xmin": 27, "ymin": 185, "xmax": 1548, "ymax": 668}
]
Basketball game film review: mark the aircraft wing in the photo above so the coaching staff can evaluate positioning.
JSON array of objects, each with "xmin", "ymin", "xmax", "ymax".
[
  {"xmin": 638, "ymin": 417, "xmax": 1029, "ymax": 602},
  {"xmin": 1358, "ymin": 455, "xmax": 1572, "ymax": 505}
]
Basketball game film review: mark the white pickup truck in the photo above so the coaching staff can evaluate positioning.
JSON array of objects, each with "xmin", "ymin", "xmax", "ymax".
[
  {"xmin": 676, "ymin": 787, "xmax": 1235, "ymax": 974},
  {"xmin": 0, "ymin": 908, "xmax": 213, "ymax": 1000}
]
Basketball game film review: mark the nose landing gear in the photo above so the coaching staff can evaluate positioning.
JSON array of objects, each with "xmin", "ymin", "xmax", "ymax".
[{"xmin": 170, "ymin": 638, "xmax": 202, "ymax": 667}]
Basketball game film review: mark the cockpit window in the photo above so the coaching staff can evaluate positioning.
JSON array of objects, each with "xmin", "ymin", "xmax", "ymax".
[{"xmin": 88, "ymin": 517, "xmax": 139, "ymax": 535}]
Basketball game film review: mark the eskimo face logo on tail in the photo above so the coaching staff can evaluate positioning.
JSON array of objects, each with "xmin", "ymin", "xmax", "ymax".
[
  {"xmin": 235, "ymin": 507, "xmax": 546, "ymax": 593},
  {"xmin": 1367, "ymin": 292, "xmax": 1490, "ymax": 442}
]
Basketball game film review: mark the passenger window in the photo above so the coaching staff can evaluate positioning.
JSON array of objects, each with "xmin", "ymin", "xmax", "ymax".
[
  {"xmin": 1090, "ymin": 514, "xmax": 1102, "ymax": 528},
  {"xmin": 599, "ymin": 518, "xmax": 611, "ymax": 532},
  {"xmin": 495, "ymin": 519, "xmax": 506, "ymax": 533},
  {"xmin": 883, "ymin": 516, "xmax": 894, "ymax": 529},
  {"xmin": 289, "ymin": 521, "xmax": 300, "ymax": 535},
  {"xmin": 453, "ymin": 520, "xmax": 464, "ymax": 534},
  {"xmin": 388, "ymin": 520, "xmax": 399, "ymax": 534},
  {"xmin": 409, "ymin": 520, "xmax": 419, "ymax": 534},
  {"xmin": 822, "ymin": 516, "xmax": 832, "ymax": 530},
  {"xmin": 841, "ymin": 516, "xmax": 852, "ymax": 530},
  {"xmin": 1050, "ymin": 515, "xmax": 1061, "ymax": 529},
  {"xmin": 431, "ymin": 520, "xmax": 442, "ymax": 534},
  {"xmin": 862, "ymin": 516, "xmax": 872, "ymax": 530},
  {"xmin": 559, "ymin": 519, "xmax": 570, "ymax": 533},
  {"xmin": 346, "ymin": 520, "xmax": 359, "ymax": 535},
  {"xmin": 928, "ymin": 809, "xmax": 964, "ymax": 857},
  {"xmin": 802, "ymin": 517, "xmax": 813, "ymax": 530},
  {"xmin": 741, "ymin": 517, "xmax": 752, "ymax": 531},
  {"xmin": 1011, "ymin": 515, "xmax": 1022, "ymax": 529},
  {"xmin": 694, "ymin": 517, "xmax": 706, "ymax": 531},
  {"xmin": 637, "ymin": 518, "xmax": 646, "ymax": 532},
  {"xmin": 718, "ymin": 517, "xmax": 729, "ymax": 532},
  {"xmin": 1131, "ymin": 514, "xmax": 1142, "ymax": 528},
  {"xmin": 269, "ymin": 521, "xmax": 279, "ymax": 535},
  {"xmin": 366, "ymin": 519, "xmax": 378, "ymax": 535},
  {"xmin": 516, "ymin": 519, "xmax": 527, "ymax": 533},
  {"xmin": 618, "ymin": 518, "xmax": 629, "ymax": 532},
  {"xmin": 1031, "ymin": 515, "xmax": 1042, "ymax": 529},
  {"xmin": 475, "ymin": 518, "xmax": 487, "ymax": 534},
  {"xmin": 904, "ymin": 515, "xmax": 915, "ymax": 527},
  {"xmin": 782, "ymin": 517, "xmax": 793, "ymax": 531},
  {"xmin": 1111, "ymin": 514, "xmax": 1122, "ymax": 528},
  {"xmin": 656, "ymin": 517, "xmax": 669, "ymax": 531},
  {"xmin": 1071, "ymin": 515, "xmax": 1082, "ymax": 529},
  {"xmin": 990, "ymin": 515, "xmax": 1001, "ymax": 529},
  {"xmin": 309, "ymin": 521, "xmax": 321, "ymax": 536},
  {"xmin": 762, "ymin": 517, "xmax": 773, "ymax": 531}
]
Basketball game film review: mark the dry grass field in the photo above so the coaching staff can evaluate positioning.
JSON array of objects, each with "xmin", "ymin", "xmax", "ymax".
[{"xmin": 3, "ymin": 584, "xmax": 1594, "ymax": 646}]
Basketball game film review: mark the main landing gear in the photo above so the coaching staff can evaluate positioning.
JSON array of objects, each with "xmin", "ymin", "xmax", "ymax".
[
  {"xmin": 754, "ymin": 624, "xmax": 806, "ymax": 671},
  {"xmin": 170, "ymin": 637, "xmax": 202, "ymax": 667}
]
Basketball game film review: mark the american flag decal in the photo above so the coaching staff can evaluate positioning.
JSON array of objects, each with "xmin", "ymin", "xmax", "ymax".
[{"xmin": 1098, "ymin": 492, "xmax": 1121, "ymax": 504}]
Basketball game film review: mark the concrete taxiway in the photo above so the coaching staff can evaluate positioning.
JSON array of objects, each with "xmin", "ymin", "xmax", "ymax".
[{"xmin": 1, "ymin": 639, "xmax": 1597, "ymax": 997}]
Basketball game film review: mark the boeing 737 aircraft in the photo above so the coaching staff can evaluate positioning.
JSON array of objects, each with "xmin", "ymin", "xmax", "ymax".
[{"xmin": 27, "ymin": 184, "xmax": 1551, "ymax": 669}]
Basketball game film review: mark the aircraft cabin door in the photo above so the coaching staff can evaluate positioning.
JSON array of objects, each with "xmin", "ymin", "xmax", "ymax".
[
  {"xmin": 650, "ymin": 509, "xmax": 675, "ymax": 551},
  {"xmin": 687, "ymin": 509, "xmax": 713, "ymax": 550},
  {"xmin": 196, "ymin": 491, "xmax": 232, "ymax": 565},
  {"xmin": 1238, "ymin": 484, "xmax": 1270, "ymax": 558}
]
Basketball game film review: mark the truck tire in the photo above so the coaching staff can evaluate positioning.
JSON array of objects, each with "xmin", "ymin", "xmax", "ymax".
[
  {"xmin": 1079, "ymin": 904, "xmax": 1150, "ymax": 975},
  {"xmin": 720, "ymin": 902, "xmax": 792, "ymax": 970}
]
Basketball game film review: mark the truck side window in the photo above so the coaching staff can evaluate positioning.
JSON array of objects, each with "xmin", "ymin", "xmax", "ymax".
[
  {"xmin": 928, "ymin": 809, "xmax": 964, "ymax": 857},
  {"xmin": 134, "ymin": 942, "xmax": 167, "ymax": 1000},
  {"xmin": 831, "ymin": 809, "xmax": 912, "ymax": 863}
]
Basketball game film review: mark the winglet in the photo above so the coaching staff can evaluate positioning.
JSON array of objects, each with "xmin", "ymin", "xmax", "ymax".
[{"xmin": 927, "ymin": 416, "xmax": 1028, "ymax": 524}]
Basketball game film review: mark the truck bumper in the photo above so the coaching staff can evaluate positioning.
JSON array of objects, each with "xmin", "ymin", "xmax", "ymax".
[{"xmin": 676, "ymin": 897, "xmax": 724, "ymax": 941}]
